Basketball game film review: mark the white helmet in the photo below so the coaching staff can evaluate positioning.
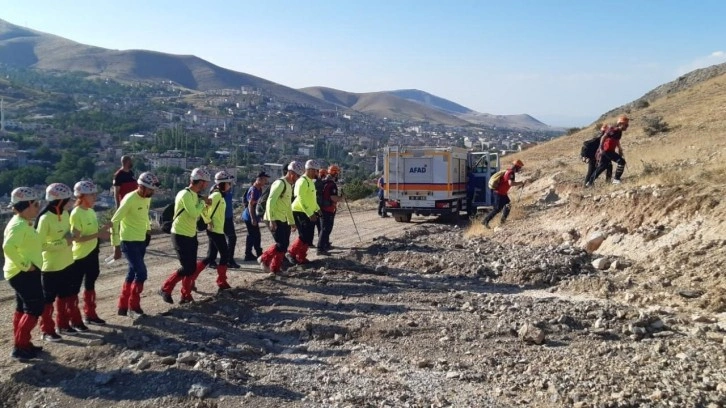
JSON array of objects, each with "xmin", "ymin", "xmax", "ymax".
[
  {"xmin": 73, "ymin": 180, "xmax": 98, "ymax": 197},
  {"xmin": 10, "ymin": 187, "xmax": 39, "ymax": 205},
  {"xmin": 191, "ymin": 167, "xmax": 212, "ymax": 182},
  {"xmin": 305, "ymin": 159, "xmax": 320, "ymax": 170},
  {"xmin": 287, "ymin": 161, "xmax": 304, "ymax": 175},
  {"xmin": 45, "ymin": 183, "xmax": 73, "ymax": 201},
  {"xmin": 138, "ymin": 172, "xmax": 160, "ymax": 190},
  {"xmin": 214, "ymin": 170, "xmax": 235, "ymax": 183}
]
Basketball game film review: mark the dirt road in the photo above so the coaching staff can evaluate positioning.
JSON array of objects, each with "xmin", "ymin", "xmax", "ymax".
[{"xmin": 0, "ymin": 209, "xmax": 724, "ymax": 408}]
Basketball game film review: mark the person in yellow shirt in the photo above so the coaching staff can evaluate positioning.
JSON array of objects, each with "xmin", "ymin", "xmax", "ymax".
[
  {"xmin": 70, "ymin": 180, "xmax": 110, "ymax": 326},
  {"xmin": 258, "ymin": 161, "xmax": 302, "ymax": 275},
  {"xmin": 197, "ymin": 170, "xmax": 234, "ymax": 291},
  {"xmin": 288, "ymin": 159, "xmax": 322, "ymax": 265},
  {"xmin": 110, "ymin": 172, "xmax": 159, "ymax": 318},
  {"xmin": 159, "ymin": 168, "xmax": 211, "ymax": 304},
  {"xmin": 3, "ymin": 187, "xmax": 45, "ymax": 360},
  {"xmin": 35, "ymin": 183, "xmax": 79, "ymax": 340}
]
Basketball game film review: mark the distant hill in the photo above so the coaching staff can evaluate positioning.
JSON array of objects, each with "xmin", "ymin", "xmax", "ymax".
[
  {"xmin": 386, "ymin": 89, "xmax": 473, "ymax": 115},
  {"xmin": 0, "ymin": 18, "xmax": 554, "ymax": 129},
  {"xmin": 298, "ymin": 86, "xmax": 470, "ymax": 126},
  {"xmin": 386, "ymin": 89, "xmax": 552, "ymax": 130},
  {"xmin": 0, "ymin": 18, "xmax": 331, "ymax": 108}
]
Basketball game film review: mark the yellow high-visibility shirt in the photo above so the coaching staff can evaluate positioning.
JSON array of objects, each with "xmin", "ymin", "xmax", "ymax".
[
  {"xmin": 201, "ymin": 191, "xmax": 225, "ymax": 234},
  {"xmin": 3, "ymin": 215, "xmax": 43, "ymax": 280},
  {"xmin": 36, "ymin": 211, "xmax": 73, "ymax": 272},
  {"xmin": 111, "ymin": 191, "xmax": 151, "ymax": 246},
  {"xmin": 292, "ymin": 175, "xmax": 320, "ymax": 217},
  {"xmin": 264, "ymin": 179, "xmax": 295, "ymax": 225},
  {"xmin": 171, "ymin": 188, "xmax": 205, "ymax": 238},
  {"xmin": 70, "ymin": 206, "xmax": 99, "ymax": 260}
]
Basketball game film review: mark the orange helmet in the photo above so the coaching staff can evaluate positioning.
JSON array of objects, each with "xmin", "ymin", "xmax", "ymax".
[
  {"xmin": 512, "ymin": 159, "xmax": 524, "ymax": 168},
  {"xmin": 328, "ymin": 165, "xmax": 341, "ymax": 176},
  {"xmin": 617, "ymin": 115, "xmax": 629, "ymax": 125},
  {"xmin": 319, "ymin": 168, "xmax": 328, "ymax": 178}
]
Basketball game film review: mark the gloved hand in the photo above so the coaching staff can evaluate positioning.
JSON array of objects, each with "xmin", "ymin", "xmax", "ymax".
[{"xmin": 144, "ymin": 233, "xmax": 151, "ymax": 247}]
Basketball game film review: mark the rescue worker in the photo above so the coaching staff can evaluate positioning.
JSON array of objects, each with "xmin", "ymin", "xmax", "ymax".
[
  {"xmin": 314, "ymin": 167, "xmax": 328, "ymax": 242},
  {"xmin": 258, "ymin": 161, "xmax": 302, "ymax": 275},
  {"xmin": 70, "ymin": 180, "xmax": 110, "ymax": 326},
  {"xmin": 377, "ymin": 175, "xmax": 388, "ymax": 217},
  {"xmin": 110, "ymin": 172, "xmax": 159, "ymax": 318},
  {"xmin": 199, "ymin": 170, "xmax": 234, "ymax": 292},
  {"xmin": 584, "ymin": 123, "xmax": 613, "ymax": 186},
  {"xmin": 483, "ymin": 160, "xmax": 526, "ymax": 229},
  {"xmin": 242, "ymin": 171, "xmax": 270, "ymax": 261},
  {"xmin": 158, "ymin": 168, "xmax": 212, "ymax": 304},
  {"xmin": 588, "ymin": 115, "xmax": 629, "ymax": 185},
  {"xmin": 3, "ymin": 187, "xmax": 45, "ymax": 359},
  {"xmin": 317, "ymin": 165, "xmax": 343, "ymax": 255},
  {"xmin": 35, "ymin": 183, "xmax": 79, "ymax": 340},
  {"xmin": 206, "ymin": 171, "xmax": 240, "ymax": 269},
  {"xmin": 288, "ymin": 160, "xmax": 321, "ymax": 265},
  {"xmin": 112, "ymin": 155, "xmax": 137, "ymax": 208}
]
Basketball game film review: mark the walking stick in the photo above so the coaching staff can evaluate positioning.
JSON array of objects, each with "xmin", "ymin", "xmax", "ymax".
[{"xmin": 343, "ymin": 196, "xmax": 362, "ymax": 242}]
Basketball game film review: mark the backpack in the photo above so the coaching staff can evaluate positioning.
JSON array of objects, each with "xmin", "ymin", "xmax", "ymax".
[
  {"xmin": 255, "ymin": 178, "xmax": 286, "ymax": 219},
  {"xmin": 581, "ymin": 136, "xmax": 601, "ymax": 160},
  {"xmin": 488, "ymin": 170, "xmax": 506, "ymax": 190},
  {"xmin": 314, "ymin": 178, "xmax": 325, "ymax": 208},
  {"xmin": 160, "ymin": 203, "xmax": 182, "ymax": 234}
]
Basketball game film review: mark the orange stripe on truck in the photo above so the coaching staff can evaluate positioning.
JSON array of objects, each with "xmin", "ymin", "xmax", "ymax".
[{"xmin": 391, "ymin": 183, "xmax": 467, "ymax": 191}]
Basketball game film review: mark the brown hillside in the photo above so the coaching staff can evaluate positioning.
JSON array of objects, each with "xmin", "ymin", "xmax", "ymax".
[
  {"xmin": 478, "ymin": 69, "xmax": 726, "ymax": 314},
  {"xmin": 0, "ymin": 19, "xmax": 332, "ymax": 108},
  {"xmin": 299, "ymin": 86, "xmax": 470, "ymax": 126}
]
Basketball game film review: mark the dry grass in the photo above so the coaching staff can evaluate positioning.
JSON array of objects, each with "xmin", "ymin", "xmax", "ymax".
[{"xmin": 508, "ymin": 73, "xmax": 726, "ymax": 191}]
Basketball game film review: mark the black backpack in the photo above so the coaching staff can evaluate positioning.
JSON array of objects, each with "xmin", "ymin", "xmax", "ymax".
[
  {"xmin": 580, "ymin": 136, "xmax": 601, "ymax": 160},
  {"xmin": 160, "ymin": 203, "xmax": 182, "ymax": 234},
  {"xmin": 255, "ymin": 179, "xmax": 286, "ymax": 219}
]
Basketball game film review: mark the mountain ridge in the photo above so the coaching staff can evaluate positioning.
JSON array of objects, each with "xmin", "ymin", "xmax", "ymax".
[{"xmin": 0, "ymin": 18, "xmax": 552, "ymax": 129}]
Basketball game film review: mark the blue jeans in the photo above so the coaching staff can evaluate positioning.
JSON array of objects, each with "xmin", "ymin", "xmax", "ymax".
[{"xmin": 121, "ymin": 241, "xmax": 148, "ymax": 284}]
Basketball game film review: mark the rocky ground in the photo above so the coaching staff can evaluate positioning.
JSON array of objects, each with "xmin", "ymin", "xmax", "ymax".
[
  {"xmin": 0, "ymin": 189, "xmax": 726, "ymax": 408},
  {"xmin": 0, "ymin": 205, "xmax": 724, "ymax": 407}
]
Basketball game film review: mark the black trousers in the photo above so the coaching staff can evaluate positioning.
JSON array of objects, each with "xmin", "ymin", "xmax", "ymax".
[
  {"xmin": 484, "ymin": 194, "xmax": 511, "ymax": 223},
  {"xmin": 377, "ymin": 197, "xmax": 386, "ymax": 215},
  {"xmin": 244, "ymin": 220, "xmax": 262, "ymax": 257},
  {"xmin": 293, "ymin": 211, "xmax": 316, "ymax": 246},
  {"xmin": 42, "ymin": 265, "xmax": 75, "ymax": 304},
  {"xmin": 272, "ymin": 221, "xmax": 291, "ymax": 253},
  {"xmin": 9, "ymin": 270, "xmax": 44, "ymax": 316},
  {"xmin": 207, "ymin": 217, "xmax": 238, "ymax": 261},
  {"xmin": 72, "ymin": 245, "xmax": 101, "ymax": 293},
  {"xmin": 318, "ymin": 211, "xmax": 336, "ymax": 250},
  {"xmin": 204, "ymin": 230, "xmax": 229, "ymax": 266},
  {"xmin": 171, "ymin": 233, "xmax": 199, "ymax": 277},
  {"xmin": 585, "ymin": 158, "xmax": 612, "ymax": 183},
  {"xmin": 591, "ymin": 151, "xmax": 626, "ymax": 183}
]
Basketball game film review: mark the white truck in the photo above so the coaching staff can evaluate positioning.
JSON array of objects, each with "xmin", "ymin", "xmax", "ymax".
[{"xmin": 383, "ymin": 146, "xmax": 500, "ymax": 222}]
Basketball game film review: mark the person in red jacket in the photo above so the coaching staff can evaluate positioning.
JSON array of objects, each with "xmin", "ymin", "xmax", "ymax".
[
  {"xmin": 483, "ymin": 160, "xmax": 526, "ymax": 229},
  {"xmin": 588, "ymin": 115, "xmax": 629, "ymax": 186}
]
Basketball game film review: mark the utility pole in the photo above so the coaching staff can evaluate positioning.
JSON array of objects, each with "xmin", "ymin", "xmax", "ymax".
[{"xmin": 0, "ymin": 98, "xmax": 5, "ymax": 132}]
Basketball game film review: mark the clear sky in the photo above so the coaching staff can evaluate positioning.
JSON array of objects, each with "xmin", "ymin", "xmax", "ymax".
[{"xmin": 3, "ymin": 0, "xmax": 726, "ymax": 126}]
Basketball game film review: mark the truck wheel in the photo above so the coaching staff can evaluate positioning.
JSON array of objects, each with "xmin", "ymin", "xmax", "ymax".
[{"xmin": 394, "ymin": 213, "xmax": 412, "ymax": 223}]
